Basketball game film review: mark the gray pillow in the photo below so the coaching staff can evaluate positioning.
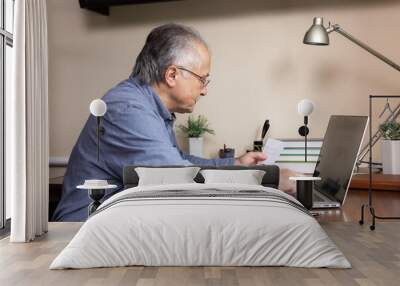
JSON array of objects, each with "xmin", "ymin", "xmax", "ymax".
[
  {"xmin": 200, "ymin": 169, "xmax": 266, "ymax": 185},
  {"xmin": 135, "ymin": 167, "xmax": 201, "ymax": 186}
]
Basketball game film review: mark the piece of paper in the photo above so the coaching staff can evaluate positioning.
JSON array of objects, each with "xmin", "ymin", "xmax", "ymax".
[{"xmin": 259, "ymin": 138, "xmax": 284, "ymax": 165}]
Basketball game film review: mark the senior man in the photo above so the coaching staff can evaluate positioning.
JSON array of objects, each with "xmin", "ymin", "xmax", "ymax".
[{"xmin": 53, "ymin": 24, "xmax": 266, "ymax": 222}]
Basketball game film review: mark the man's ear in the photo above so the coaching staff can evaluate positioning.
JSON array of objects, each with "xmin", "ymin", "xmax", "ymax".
[{"xmin": 164, "ymin": 66, "xmax": 178, "ymax": 87}]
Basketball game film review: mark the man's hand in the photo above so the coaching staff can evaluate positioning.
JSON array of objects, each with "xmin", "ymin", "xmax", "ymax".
[
  {"xmin": 234, "ymin": 151, "xmax": 267, "ymax": 166},
  {"xmin": 278, "ymin": 168, "xmax": 300, "ymax": 195}
]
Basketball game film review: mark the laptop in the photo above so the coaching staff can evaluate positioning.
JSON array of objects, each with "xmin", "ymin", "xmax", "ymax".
[{"xmin": 311, "ymin": 115, "xmax": 368, "ymax": 209}]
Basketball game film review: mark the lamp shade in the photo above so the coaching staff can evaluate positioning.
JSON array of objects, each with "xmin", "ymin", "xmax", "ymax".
[
  {"xmin": 90, "ymin": 99, "xmax": 107, "ymax": 117},
  {"xmin": 297, "ymin": 99, "xmax": 314, "ymax": 116},
  {"xmin": 303, "ymin": 17, "xmax": 329, "ymax": 45}
]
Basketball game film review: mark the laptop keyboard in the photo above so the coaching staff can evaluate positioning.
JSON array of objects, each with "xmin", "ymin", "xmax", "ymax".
[{"xmin": 313, "ymin": 192, "xmax": 325, "ymax": 202}]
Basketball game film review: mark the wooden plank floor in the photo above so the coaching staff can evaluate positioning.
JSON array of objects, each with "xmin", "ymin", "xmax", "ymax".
[{"xmin": 1, "ymin": 189, "xmax": 399, "ymax": 286}]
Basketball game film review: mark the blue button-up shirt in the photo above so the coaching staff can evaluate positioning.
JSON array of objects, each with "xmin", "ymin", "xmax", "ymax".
[{"xmin": 52, "ymin": 77, "xmax": 235, "ymax": 221}]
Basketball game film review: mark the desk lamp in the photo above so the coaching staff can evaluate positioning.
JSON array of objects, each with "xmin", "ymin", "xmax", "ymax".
[
  {"xmin": 298, "ymin": 99, "xmax": 314, "ymax": 162},
  {"xmin": 81, "ymin": 99, "xmax": 113, "ymax": 216},
  {"xmin": 303, "ymin": 17, "xmax": 400, "ymax": 72},
  {"xmin": 89, "ymin": 99, "xmax": 107, "ymax": 161}
]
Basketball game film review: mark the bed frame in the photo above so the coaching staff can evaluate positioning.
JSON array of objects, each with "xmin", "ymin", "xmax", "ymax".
[{"xmin": 123, "ymin": 165, "xmax": 280, "ymax": 189}]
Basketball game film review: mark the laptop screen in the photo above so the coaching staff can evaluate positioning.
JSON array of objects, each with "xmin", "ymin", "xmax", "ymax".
[{"xmin": 313, "ymin": 115, "xmax": 368, "ymax": 203}]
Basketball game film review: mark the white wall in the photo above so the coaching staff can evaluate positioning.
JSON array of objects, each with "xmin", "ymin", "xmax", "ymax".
[{"xmin": 47, "ymin": 0, "xmax": 400, "ymax": 177}]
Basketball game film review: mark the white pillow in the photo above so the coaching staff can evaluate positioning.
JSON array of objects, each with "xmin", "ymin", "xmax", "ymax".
[
  {"xmin": 200, "ymin": 169, "xmax": 266, "ymax": 185},
  {"xmin": 135, "ymin": 167, "xmax": 201, "ymax": 186}
]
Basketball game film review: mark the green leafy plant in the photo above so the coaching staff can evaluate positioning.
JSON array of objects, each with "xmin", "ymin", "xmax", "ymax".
[
  {"xmin": 379, "ymin": 121, "xmax": 400, "ymax": 140},
  {"xmin": 179, "ymin": 115, "xmax": 215, "ymax": 138}
]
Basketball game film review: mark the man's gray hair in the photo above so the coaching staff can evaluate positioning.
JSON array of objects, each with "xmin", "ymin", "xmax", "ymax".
[{"xmin": 131, "ymin": 23, "xmax": 208, "ymax": 85}]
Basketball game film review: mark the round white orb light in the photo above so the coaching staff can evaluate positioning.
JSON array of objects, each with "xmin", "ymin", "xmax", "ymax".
[
  {"xmin": 297, "ymin": 99, "xmax": 314, "ymax": 116},
  {"xmin": 90, "ymin": 99, "xmax": 107, "ymax": 117}
]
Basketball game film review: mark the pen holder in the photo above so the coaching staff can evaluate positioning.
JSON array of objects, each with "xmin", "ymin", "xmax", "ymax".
[
  {"xmin": 253, "ymin": 140, "xmax": 263, "ymax": 152},
  {"xmin": 219, "ymin": 148, "xmax": 235, "ymax": 158}
]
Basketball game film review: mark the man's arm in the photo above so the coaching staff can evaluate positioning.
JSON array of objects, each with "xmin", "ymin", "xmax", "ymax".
[
  {"xmin": 179, "ymin": 149, "xmax": 266, "ymax": 167},
  {"xmin": 179, "ymin": 152, "xmax": 235, "ymax": 166},
  {"xmin": 100, "ymin": 100, "xmax": 266, "ymax": 173}
]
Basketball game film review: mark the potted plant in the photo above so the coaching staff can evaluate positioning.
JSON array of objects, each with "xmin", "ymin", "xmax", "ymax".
[
  {"xmin": 179, "ymin": 115, "xmax": 215, "ymax": 157},
  {"xmin": 379, "ymin": 121, "xmax": 400, "ymax": 174}
]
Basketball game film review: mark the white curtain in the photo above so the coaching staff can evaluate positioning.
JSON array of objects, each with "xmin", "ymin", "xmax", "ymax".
[{"xmin": 7, "ymin": 0, "xmax": 49, "ymax": 242}]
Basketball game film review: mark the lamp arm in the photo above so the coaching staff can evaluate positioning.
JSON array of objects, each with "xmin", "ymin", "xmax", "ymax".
[{"xmin": 329, "ymin": 25, "xmax": 400, "ymax": 72}]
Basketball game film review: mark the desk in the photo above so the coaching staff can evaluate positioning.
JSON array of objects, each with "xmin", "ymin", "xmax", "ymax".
[
  {"xmin": 315, "ymin": 173, "xmax": 400, "ymax": 222},
  {"xmin": 315, "ymin": 188, "xmax": 400, "ymax": 222},
  {"xmin": 350, "ymin": 173, "xmax": 400, "ymax": 191}
]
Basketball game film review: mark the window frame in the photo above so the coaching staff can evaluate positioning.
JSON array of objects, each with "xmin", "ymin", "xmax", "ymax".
[{"xmin": 0, "ymin": 0, "xmax": 13, "ymax": 231}]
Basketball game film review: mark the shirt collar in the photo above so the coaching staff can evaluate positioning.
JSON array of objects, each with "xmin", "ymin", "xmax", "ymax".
[
  {"xmin": 129, "ymin": 76, "xmax": 175, "ymax": 122},
  {"xmin": 149, "ymin": 86, "xmax": 175, "ymax": 122}
]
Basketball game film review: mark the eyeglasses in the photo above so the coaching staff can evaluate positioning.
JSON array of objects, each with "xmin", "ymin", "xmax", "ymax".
[{"xmin": 176, "ymin": 66, "xmax": 210, "ymax": 87}]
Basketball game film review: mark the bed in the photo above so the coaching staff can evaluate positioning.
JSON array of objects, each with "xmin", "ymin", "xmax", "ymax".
[{"xmin": 50, "ymin": 165, "xmax": 350, "ymax": 269}]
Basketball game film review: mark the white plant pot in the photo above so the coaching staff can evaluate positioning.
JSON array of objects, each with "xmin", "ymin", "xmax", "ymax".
[
  {"xmin": 381, "ymin": 140, "xmax": 400, "ymax": 174},
  {"xmin": 189, "ymin": 137, "xmax": 203, "ymax": 157}
]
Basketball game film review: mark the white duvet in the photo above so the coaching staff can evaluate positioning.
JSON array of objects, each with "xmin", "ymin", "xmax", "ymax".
[{"xmin": 50, "ymin": 183, "xmax": 351, "ymax": 269}]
